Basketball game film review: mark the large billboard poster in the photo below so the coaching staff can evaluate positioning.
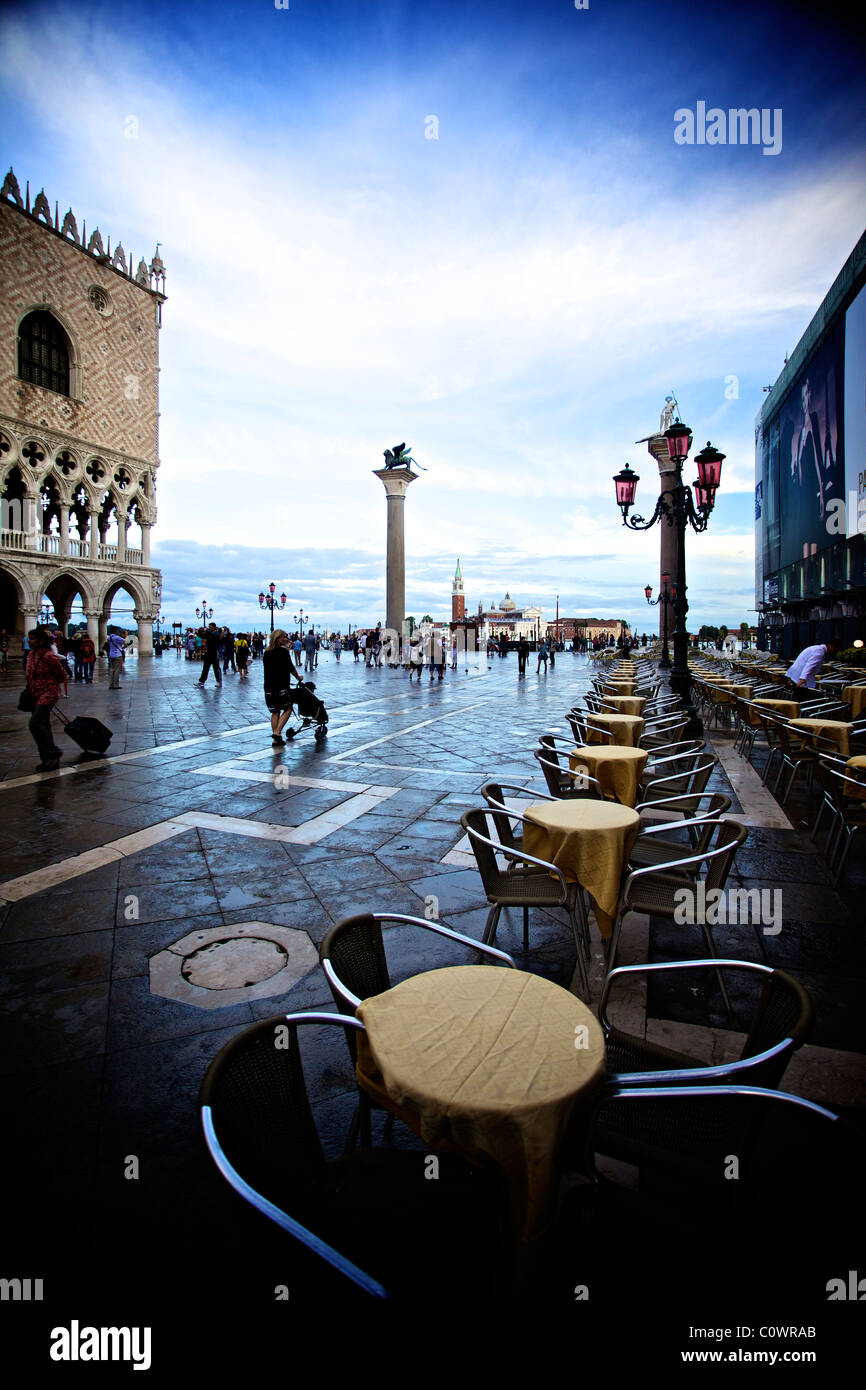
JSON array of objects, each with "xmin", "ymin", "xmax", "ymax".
[
  {"xmin": 844, "ymin": 281, "xmax": 866, "ymax": 536},
  {"xmin": 778, "ymin": 321, "xmax": 844, "ymax": 568}
]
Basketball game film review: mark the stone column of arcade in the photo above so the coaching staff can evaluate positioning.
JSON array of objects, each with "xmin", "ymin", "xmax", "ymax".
[
  {"xmin": 373, "ymin": 462, "xmax": 419, "ymax": 662},
  {"xmin": 135, "ymin": 610, "xmax": 154, "ymax": 656}
]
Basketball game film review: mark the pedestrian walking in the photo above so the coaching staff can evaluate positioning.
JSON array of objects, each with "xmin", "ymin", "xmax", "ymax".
[
  {"xmin": 352, "ymin": 635, "xmax": 359, "ymax": 662},
  {"xmin": 333, "ymin": 634, "xmax": 342, "ymax": 661},
  {"xmin": 105, "ymin": 627, "xmax": 126, "ymax": 688},
  {"xmin": 79, "ymin": 633, "xmax": 96, "ymax": 684},
  {"xmin": 303, "ymin": 629, "xmax": 316, "ymax": 672},
  {"xmin": 24, "ymin": 627, "xmax": 67, "ymax": 771},
  {"xmin": 536, "ymin": 638, "xmax": 549, "ymax": 673},
  {"xmin": 197, "ymin": 622, "xmax": 223, "ymax": 686},
  {"xmin": 263, "ymin": 628, "xmax": 303, "ymax": 744},
  {"xmin": 235, "ymin": 633, "xmax": 250, "ymax": 680},
  {"xmin": 408, "ymin": 636, "xmax": 424, "ymax": 681},
  {"xmin": 517, "ymin": 636, "xmax": 528, "ymax": 678},
  {"xmin": 221, "ymin": 627, "xmax": 236, "ymax": 674}
]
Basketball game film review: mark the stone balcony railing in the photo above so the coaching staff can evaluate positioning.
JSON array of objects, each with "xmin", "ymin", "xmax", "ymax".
[{"xmin": 0, "ymin": 531, "xmax": 144, "ymax": 564}]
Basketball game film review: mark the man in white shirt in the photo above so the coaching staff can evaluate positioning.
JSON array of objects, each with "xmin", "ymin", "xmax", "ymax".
[{"xmin": 786, "ymin": 640, "xmax": 836, "ymax": 692}]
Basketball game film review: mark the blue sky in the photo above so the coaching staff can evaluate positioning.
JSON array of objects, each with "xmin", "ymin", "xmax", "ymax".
[{"xmin": 2, "ymin": 0, "xmax": 864, "ymax": 633}]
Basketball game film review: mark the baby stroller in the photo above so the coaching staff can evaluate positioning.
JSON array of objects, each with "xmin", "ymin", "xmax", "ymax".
[{"xmin": 284, "ymin": 680, "xmax": 329, "ymax": 742}]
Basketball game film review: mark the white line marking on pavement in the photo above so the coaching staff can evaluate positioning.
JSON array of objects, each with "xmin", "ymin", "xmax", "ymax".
[{"xmin": 324, "ymin": 701, "xmax": 491, "ymax": 762}]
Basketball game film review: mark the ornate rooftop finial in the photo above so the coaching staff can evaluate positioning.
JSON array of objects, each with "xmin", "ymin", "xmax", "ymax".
[
  {"xmin": 1, "ymin": 168, "xmax": 23, "ymax": 206},
  {"xmin": 455, "ymin": 557, "xmax": 462, "ymax": 580}
]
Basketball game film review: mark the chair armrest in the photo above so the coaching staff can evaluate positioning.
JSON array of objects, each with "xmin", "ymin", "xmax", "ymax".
[
  {"xmin": 607, "ymin": 1038, "xmax": 793, "ymax": 1087},
  {"xmin": 620, "ymin": 833, "xmax": 739, "ymax": 903},
  {"xmin": 598, "ymin": 957, "xmax": 772, "ymax": 1029}
]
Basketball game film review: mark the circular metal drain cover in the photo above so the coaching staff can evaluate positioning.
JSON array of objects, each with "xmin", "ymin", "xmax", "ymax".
[{"xmin": 181, "ymin": 937, "xmax": 288, "ymax": 989}]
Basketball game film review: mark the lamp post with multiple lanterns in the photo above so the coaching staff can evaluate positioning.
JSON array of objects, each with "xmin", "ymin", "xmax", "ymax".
[
  {"xmin": 195, "ymin": 601, "xmax": 213, "ymax": 627},
  {"xmin": 644, "ymin": 574, "xmax": 676, "ymax": 670},
  {"xmin": 614, "ymin": 419, "xmax": 725, "ymax": 731},
  {"xmin": 258, "ymin": 583, "xmax": 287, "ymax": 633},
  {"xmin": 294, "ymin": 608, "xmax": 309, "ymax": 638}
]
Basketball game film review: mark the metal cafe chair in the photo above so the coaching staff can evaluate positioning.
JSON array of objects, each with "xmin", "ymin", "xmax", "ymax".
[
  {"xmin": 576, "ymin": 1083, "xmax": 838, "ymax": 1195},
  {"xmin": 319, "ymin": 913, "xmax": 516, "ymax": 1145},
  {"xmin": 605, "ymin": 819, "xmax": 749, "ymax": 1012},
  {"xmin": 200, "ymin": 1011, "xmax": 388, "ymax": 1301},
  {"xmin": 200, "ymin": 1011, "xmax": 509, "ymax": 1302},
  {"xmin": 629, "ymin": 791, "xmax": 733, "ymax": 869},
  {"xmin": 598, "ymin": 959, "xmax": 812, "ymax": 1093},
  {"xmin": 460, "ymin": 807, "xmax": 591, "ymax": 997},
  {"xmin": 819, "ymin": 766, "xmax": 866, "ymax": 886},
  {"xmin": 534, "ymin": 735, "xmax": 605, "ymax": 800},
  {"xmin": 640, "ymin": 752, "xmax": 716, "ymax": 805}
]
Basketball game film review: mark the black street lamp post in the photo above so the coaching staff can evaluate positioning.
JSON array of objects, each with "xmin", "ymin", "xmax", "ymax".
[
  {"xmin": 258, "ymin": 583, "xmax": 287, "ymax": 632},
  {"xmin": 614, "ymin": 421, "xmax": 726, "ymax": 734},
  {"xmin": 293, "ymin": 608, "xmax": 308, "ymax": 638},
  {"xmin": 644, "ymin": 574, "xmax": 676, "ymax": 670},
  {"xmin": 195, "ymin": 600, "xmax": 213, "ymax": 626}
]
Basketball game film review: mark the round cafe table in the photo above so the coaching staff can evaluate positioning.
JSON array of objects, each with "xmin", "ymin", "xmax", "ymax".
[
  {"xmin": 789, "ymin": 718, "xmax": 854, "ymax": 757},
  {"xmin": 752, "ymin": 698, "xmax": 800, "ymax": 720},
  {"xmin": 354, "ymin": 966, "xmax": 605, "ymax": 1243},
  {"xmin": 602, "ymin": 695, "xmax": 646, "ymax": 716},
  {"xmin": 569, "ymin": 743, "xmax": 648, "ymax": 807},
  {"xmin": 585, "ymin": 713, "xmax": 645, "ymax": 748},
  {"xmin": 844, "ymin": 755, "xmax": 866, "ymax": 800},
  {"xmin": 522, "ymin": 798, "xmax": 640, "ymax": 938},
  {"xmin": 603, "ymin": 681, "xmax": 637, "ymax": 695},
  {"xmin": 843, "ymin": 686, "xmax": 866, "ymax": 719}
]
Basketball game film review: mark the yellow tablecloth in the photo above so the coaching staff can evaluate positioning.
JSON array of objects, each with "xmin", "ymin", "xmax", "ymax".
[
  {"xmin": 603, "ymin": 681, "xmax": 637, "ymax": 695},
  {"xmin": 601, "ymin": 695, "xmax": 646, "ymax": 716},
  {"xmin": 523, "ymin": 798, "xmax": 640, "ymax": 937},
  {"xmin": 584, "ymin": 713, "xmax": 645, "ymax": 748},
  {"xmin": 355, "ymin": 966, "xmax": 605, "ymax": 1242},
  {"xmin": 843, "ymin": 685, "xmax": 866, "ymax": 719},
  {"xmin": 844, "ymin": 755, "xmax": 866, "ymax": 800},
  {"xmin": 752, "ymin": 698, "xmax": 800, "ymax": 719},
  {"xmin": 569, "ymin": 744, "xmax": 649, "ymax": 808},
  {"xmin": 789, "ymin": 718, "xmax": 853, "ymax": 756}
]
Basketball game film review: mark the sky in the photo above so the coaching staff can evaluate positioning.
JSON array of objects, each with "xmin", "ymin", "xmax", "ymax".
[{"xmin": 2, "ymin": 0, "xmax": 864, "ymax": 634}]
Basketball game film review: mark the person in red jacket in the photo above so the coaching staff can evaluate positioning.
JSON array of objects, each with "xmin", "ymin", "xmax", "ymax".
[{"xmin": 25, "ymin": 628, "xmax": 68, "ymax": 770}]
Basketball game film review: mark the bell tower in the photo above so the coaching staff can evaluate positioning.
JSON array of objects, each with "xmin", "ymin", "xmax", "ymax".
[{"xmin": 451, "ymin": 558, "xmax": 465, "ymax": 621}]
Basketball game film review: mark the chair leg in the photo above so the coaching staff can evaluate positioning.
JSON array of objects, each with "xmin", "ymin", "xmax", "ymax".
[
  {"xmin": 809, "ymin": 800, "xmax": 827, "ymax": 842},
  {"xmin": 832, "ymin": 829, "xmax": 854, "ymax": 888},
  {"xmin": 482, "ymin": 903, "xmax": 501, "ymax": 947},
  {"xmin": 568, "ymin": 907, "xmax": 590, "ymax": 1000},
  {"xmin": 699, "ymin": 921, "xmax": 733, "ymax": 1016}
]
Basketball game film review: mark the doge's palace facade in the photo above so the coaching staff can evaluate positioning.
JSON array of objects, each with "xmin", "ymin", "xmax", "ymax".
[{"xmin": 0, "ymin": 167, "xmax": 165, "ymax": 655}]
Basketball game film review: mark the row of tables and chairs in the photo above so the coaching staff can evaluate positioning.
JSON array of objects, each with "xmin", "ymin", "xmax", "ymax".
[{"xmin": 197, "ymin": 653, "xmax": 858, "ymax": 1302}]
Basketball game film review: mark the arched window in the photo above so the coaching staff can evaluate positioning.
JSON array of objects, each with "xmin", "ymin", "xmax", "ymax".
[{"xmin": 18, "ymin": 311, "xmax": 71, "ymax": 396}]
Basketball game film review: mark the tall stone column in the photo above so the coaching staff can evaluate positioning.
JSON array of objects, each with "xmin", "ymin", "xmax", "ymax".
[
  {"xmin": 647, "ymin": 434, "xmax": 680, "ymax": 642},
  {"xmin": 373, "ymin": 465, "xmax": 419, "ymax": 655},
  {"xmin": 141, "ymin": 522, "xmax": 152, "ymax": 567},
  {"xmin": 85, "ymin": 610, "xmax": 100, "ymax": 645},
  {"xmin": 89, "ymin": 510, "xmax": 100, "ymax": 560},
  {"xmin": 59, "ymin": 506, "xmax": 69, "ymax": 555},
  {"xmin": 117, "ymin": 513, "xmax": 128, "ymax": 563}
]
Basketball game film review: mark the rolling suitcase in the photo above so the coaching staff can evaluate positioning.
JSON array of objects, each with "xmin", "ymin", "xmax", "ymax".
[{"xmin": 53, "ymin": 705, "xmax": 113, "ymax": 755}]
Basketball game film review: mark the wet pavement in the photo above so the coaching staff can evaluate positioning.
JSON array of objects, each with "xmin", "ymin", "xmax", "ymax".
[{"xmin": 1, "ymin": 648, "xmax": 863, "ymax": 1353}]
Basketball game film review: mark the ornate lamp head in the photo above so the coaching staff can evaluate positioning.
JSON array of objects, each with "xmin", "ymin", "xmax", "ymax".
[
  {"xmin": 664, "ymin": 419, "xmax": 693, "ymax": 462},
  {"xmin": 613, "ymin": 464, "xmax": 640, "ymax": 518}
]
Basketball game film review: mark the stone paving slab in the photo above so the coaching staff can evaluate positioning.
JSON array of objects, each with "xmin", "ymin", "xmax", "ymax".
[{"xmin": 0, "ymin": 651, "xmax": 863, "ymax": 1328}]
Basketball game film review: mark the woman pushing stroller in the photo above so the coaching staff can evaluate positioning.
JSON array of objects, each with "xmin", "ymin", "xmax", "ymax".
[{"xmin": 263, "ymin": 628, "xmax": 329, "ymax": 744}]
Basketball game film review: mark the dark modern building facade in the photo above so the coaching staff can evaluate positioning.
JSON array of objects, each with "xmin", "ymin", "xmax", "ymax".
[{"xmin": 755, "ymin": 229, "xmax": 866, "ymax": 656}]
